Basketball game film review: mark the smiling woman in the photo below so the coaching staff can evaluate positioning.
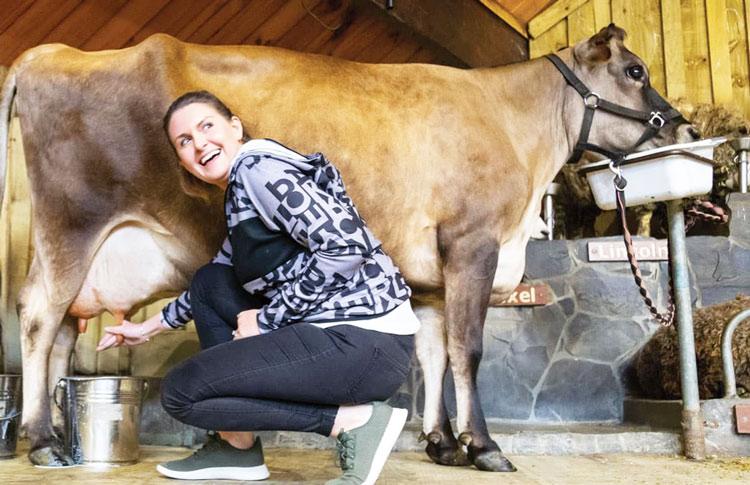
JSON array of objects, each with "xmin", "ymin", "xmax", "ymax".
[
  {"xmin": 95, "ymin": 91, "xmax": 420, "ymax": 484},
  {"xmin": 163, "ymin": 91, "xmax": 249, "ymax": 189}
]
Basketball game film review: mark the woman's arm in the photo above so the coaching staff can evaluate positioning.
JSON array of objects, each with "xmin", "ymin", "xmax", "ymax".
[
  {"xmin": 97, "ymin": 237, "xmax": 236, "ymax": 350},
  {"xmin": 161, "ymin": 237, "xmax": 234, "ymax": 329}
]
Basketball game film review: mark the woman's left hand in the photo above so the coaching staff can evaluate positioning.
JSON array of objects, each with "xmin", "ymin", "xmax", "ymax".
[{"xmin": 235, "ymin": 309, "xmax": 260, "ymax": 339}]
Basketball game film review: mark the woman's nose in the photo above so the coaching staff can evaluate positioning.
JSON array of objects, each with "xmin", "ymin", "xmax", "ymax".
[{"xmin": 193, "ymin": 131, "xmax": 207, "ymax": 149}]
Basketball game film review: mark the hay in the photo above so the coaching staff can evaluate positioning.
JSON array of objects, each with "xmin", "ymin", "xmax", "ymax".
[{"xmin": 635, "ymin": 294, "xmax": 750, "ymax": 399}]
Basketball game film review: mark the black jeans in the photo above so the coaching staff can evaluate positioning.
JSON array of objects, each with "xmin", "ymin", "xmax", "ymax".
[{"xmin": 161, "ymin": 263, "xmax": 414, "ymax": 436}]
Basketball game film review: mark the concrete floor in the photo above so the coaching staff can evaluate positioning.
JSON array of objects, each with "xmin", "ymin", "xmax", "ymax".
[{"xmin": 2, "ymin": 440, "xmax": 750, "ymax": 484}]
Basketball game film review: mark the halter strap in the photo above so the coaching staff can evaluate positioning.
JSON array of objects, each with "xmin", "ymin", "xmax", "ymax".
[{"xmin": 546, "ymin": 54, "xmax": 685, "ymax": 165}]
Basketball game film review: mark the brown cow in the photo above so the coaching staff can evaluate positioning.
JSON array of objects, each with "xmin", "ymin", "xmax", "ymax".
[{"xmin": 0, "ymin": 25, "xmax": 696, "ymax": 470}]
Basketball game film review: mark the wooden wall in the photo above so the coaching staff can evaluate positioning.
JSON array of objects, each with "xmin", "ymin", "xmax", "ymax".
[
  {"xmin": 0, "ymin": 0, "xmax": 464, "ymax": 69},
  {"xmin": 529, "ymin": 0, "xmax": 750, "ymax": 118}
]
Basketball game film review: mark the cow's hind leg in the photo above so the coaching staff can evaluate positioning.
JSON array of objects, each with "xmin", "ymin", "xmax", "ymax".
[
  {"xmin": 414, "ymin": 298, "xmax": 469, "ymax": 466},
  {"xmin": 48, "ymin": 316, "xmax": 77, "ymax": 436},
  {"xmin": 442, "ymin": 231, "xmax": 516, "ymax": 472},
  {"xmin": 18, "ymin": 262, "xmax": 75, "ymax": 466}
]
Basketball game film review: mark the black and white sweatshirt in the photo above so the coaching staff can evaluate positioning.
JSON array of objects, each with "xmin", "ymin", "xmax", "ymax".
[{"xmin": 161, "ymin": 139, "xmax": 415, "ymax": 334}]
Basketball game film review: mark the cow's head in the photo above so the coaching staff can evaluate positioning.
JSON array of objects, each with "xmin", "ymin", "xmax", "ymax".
[{"xmin": 561, "ymin": 24, "xmax": 699, "ymax": 162}]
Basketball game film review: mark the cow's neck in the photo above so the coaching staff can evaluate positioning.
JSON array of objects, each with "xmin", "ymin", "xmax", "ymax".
[{"xmin": 483, "ymin": 50, "xmax": 574, "ymax": 190}]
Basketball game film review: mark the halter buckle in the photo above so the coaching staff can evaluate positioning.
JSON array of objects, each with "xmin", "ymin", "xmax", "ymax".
[
  {"xmin": 584, "ymin": 92, "xmax": 600, "ymax": 108},
  {"xmin": 648, "ymin": 111, "xmax": 666, "ymax": 129}
]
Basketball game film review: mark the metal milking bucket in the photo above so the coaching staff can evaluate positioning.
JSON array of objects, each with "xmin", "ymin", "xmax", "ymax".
[
  {"xmin": 55, "ymin": 376, "xmax": 148, "ymax": 465},
  {"xmin": 0, "ymin": 375, "xmax": 22, "ymax": 458}
]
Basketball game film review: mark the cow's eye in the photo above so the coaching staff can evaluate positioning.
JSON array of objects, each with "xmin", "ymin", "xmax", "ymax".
[{"xmin": 626, "ymin": 65, "xmax": 644, "ymax": 80}]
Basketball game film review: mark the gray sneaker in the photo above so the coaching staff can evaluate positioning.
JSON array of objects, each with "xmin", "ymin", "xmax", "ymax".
[
  {"xmin": 156, "ymin": 433, "xmax": 269, "ymax": 480},
  {"xmin": 327, "ymin": 402, "xmax": 408, "ymax": 485}
]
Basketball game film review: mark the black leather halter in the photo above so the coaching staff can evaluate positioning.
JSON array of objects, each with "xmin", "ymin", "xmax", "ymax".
[{"xmin": 546, "ymin": 54, "xmax": 685, "ymax": 167}]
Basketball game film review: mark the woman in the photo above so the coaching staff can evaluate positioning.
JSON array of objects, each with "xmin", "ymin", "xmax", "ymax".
[{"xmin": 96, "ymin": 91, "xmax": 419, "ymax": 484}]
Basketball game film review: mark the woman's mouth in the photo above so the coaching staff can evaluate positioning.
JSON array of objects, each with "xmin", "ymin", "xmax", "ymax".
[{"xmin": 200, "ymin": 149, "xmax": 221, "ymax": 166}]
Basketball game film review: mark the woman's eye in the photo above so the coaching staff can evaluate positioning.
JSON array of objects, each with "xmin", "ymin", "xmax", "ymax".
[
  {"xmin": 202, "ymin": 122, "xmax": 213, "ymax": 131},
  {"xmin": 626, "ymin": 65, "xmax": 644, "ymax": 80},
  {"xmin": 180, "ymin": 137, "xmax": 191, "ymax": 147}
]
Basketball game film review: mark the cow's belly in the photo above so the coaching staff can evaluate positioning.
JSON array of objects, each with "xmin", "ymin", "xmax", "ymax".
[
  {"xmin": 382, "ymin": 216, "xmax": 443, "ymax": 289},
  {"xmin": 67, "ymin": 225, "xmax": 190, "ymax": 319}
]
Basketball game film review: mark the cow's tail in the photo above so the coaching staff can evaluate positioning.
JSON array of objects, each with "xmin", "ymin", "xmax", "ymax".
[{"xmin": 0, "ymin": 64, "xmax": 17, "ymax": 211}]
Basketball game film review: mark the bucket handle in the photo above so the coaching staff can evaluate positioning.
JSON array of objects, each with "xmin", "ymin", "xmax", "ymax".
[
  {"xmin": 0, "ymin": 410, "xmax": 20, "ymax": 421},
  {"xmin": 52, "ymin": 378, "xmax": 150, "ymax": 407},
  {"xmin": 54, "ymin": 379, "xmax": 67, "ymax": 410}
]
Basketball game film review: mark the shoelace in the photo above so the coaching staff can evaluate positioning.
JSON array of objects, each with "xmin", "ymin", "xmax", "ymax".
[{"xmin": 335, "ymin": 431, "xmax": 355, "ymax": 471}]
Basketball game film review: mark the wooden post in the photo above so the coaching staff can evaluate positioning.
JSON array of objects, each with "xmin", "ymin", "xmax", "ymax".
[{"xmin": 0, "ymin": 117, "xmax": 31, "ymax": 372}]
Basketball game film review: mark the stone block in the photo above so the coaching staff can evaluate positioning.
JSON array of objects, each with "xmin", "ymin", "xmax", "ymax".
[
  {"xmin": 559, "ymin": 297, "xmax": 575, "ymax": 316},
  {"xmin": 563, "ymin": 313, "xmax": 645, "ymax": 362},
  {"xmin": 571, "ymin": 267, "xmax": 652, "ymax": 318},
  {"xmin": 727, "ymin": 192, "xmax": 750, "ymax": 246},
  {"xmin": 478, "ymin": 358, "xmax": 534, "ymax": 420},
  {"xmin": 525, "ymin": 240, "xmax": 572, "ymax": 278},
  {"xmin": 535, "ymin": 360, "xmax": 621, "ymax": 421}
]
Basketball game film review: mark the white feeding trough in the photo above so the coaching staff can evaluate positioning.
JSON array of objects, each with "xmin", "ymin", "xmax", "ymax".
[{"xmin": 579, "ymin": 137, "xmax": 727, "ymax": 210}]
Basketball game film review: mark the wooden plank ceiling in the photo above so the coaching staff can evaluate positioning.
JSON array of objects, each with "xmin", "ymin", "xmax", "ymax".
[
  {"xmin": 481, "ymin": 0, "xmax": 558, "ymax": 35},
  {"xmin": 0, "ymin": 0, "xmax": 469, "ymax": 69}
]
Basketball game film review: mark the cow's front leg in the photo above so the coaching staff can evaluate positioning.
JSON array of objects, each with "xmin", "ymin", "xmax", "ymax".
[
  {"xmin": 18, "ymin": 264, "xmax": 75, "ymax": 466},
  {"xmin": 414, "ymin": 299, "xmax": 469, "ymax": 466},
  {"xmin": 443, "ymin": 232, "xmax": 516, "ymax": 472}
]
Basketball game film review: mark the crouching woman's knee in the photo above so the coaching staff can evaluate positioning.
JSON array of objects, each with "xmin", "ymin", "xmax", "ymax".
[
  {"xmin": 160, "ymin": 360, "xmax": 199, "ymax": 423},
  {"xmin": 189, "ymin": 263, "xmax": 226, "ymax": 305}
]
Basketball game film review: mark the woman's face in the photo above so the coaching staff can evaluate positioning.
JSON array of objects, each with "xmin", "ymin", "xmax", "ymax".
[{"xmin": 167, "ymin": 102, "xmax": 244, "ymax": 188}]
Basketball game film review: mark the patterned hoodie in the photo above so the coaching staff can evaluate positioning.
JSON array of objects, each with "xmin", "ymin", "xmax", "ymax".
[{"xmin": 161, "ymin": 139, "xmax": 412, "ymax": 333}]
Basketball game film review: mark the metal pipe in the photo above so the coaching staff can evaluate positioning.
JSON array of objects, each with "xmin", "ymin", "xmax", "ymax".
[
  {"xmin": 667, "ymin": 199, "xmax": 706, "ymax": 460},
  {"xmin": 543, "ymin": 194, "xmax": 555, "ymax": 240},
  {"xmin": 543, "ymin": 183, "xmax": 561, "ymax": 240},
  {"xmin": 729, "ymin": 136, "xmax": 750, "ymax": 193},
  {"xmin": 721, "ymin": 308, "xmax": 750, "ymax": 398}
]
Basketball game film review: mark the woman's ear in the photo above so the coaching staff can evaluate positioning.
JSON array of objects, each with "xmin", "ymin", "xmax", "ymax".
[{"xmin": 230, "ymin": 115, "xmax": 244, "ymax": 141}]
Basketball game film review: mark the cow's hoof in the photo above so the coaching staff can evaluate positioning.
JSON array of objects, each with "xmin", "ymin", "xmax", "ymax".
[
  {"xmin": 467, "ymin": 444, "xmax": 517, "ymax": 472},
  {"xmin": 421, "ymin": 431, "xmax": 470, "ymax": 466},
  {"xmin": 28, "ymin": 445, "xmax": 75, "ymax": 467}
]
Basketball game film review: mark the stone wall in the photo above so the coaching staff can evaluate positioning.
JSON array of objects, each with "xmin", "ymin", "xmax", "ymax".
[{"xmin": 402, "ymin": 220, "xmax": 749, "ymax": 424}]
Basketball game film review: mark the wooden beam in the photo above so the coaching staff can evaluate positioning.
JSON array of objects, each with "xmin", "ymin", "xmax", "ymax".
[
  {"xmin": 368, "ymin": 0, "xmax": 527, "ymax": 67},
  {"xmin": 477, "ymin": 0, "xmax": 528, "ymax": 38},
  {"xmin": 592, "ymin": 0, "xmax": 611, "ymax": 31},
  {"xmin": 529, "ymin": 0, "xmax": 589, "ymax": 39},
  {"xmin": 705, "ymin": 0, "xmax": 733, "ymax": 105},
  {"xmin": 661, "ymin": 0, "xmax": 686, "ymax": 100}
]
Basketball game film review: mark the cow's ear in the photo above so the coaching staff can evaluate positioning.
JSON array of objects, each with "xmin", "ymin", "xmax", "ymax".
[{"xmin": 574, "ymin": 23, "xmax": 626, "ymax": 64}]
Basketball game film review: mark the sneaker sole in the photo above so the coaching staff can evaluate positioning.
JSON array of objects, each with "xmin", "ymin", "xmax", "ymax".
[
  {"xmin": 155, "ymin": 463, "xmax": 270, "ymax": 480},
  {"xmin": 362, "ymin": 407, "xmax": 408, "ymax": 485}
]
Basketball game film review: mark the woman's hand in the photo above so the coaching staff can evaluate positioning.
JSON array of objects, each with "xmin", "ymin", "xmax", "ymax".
[
  {"xmin": 235, "ymin": 309, "xmax": 260, "ymax": 340},
  {"xmin": 96, "ymin": 313, "xmax": 164, "ymax": 351}
]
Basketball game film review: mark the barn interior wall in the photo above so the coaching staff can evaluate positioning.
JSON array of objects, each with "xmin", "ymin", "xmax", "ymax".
[{"xmin": 529, "ymin": 0, "xmax": 750, "ymax": 119}]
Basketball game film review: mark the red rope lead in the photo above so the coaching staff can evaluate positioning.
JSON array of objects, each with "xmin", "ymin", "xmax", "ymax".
[
  {"xmin": 615, "ymin": 192, "xmax": 730, "ymax": 326},
  {"xmin": 615, "ymin": 189, "xmax": 675, "ymax": 326}
]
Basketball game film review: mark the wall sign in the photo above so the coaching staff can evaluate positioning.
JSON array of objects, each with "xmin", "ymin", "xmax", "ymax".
[
  {"xmin": 587, "ymin": 240, "xmax": 668, "ymax": 262},
  {"xmin": 496, "ymin": 284, "xmax": 551, "ymax": 307}
]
